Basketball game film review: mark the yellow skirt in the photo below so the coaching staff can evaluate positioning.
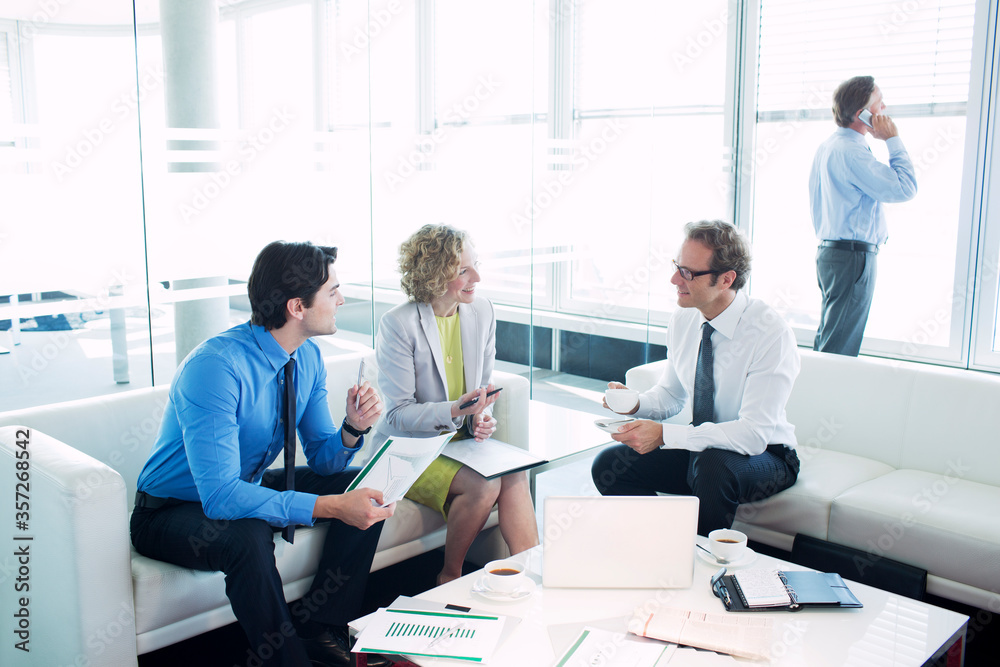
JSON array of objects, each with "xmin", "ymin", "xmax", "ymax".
[{"xmin": 405, "ymin": 454, "xmax": 464, "ymax": 519}]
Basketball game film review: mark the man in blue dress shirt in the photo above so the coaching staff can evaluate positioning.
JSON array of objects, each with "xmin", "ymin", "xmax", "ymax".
[
  {"xmin": 810, "ymin": 75, "xmax": 917, "ymax": 356},
  {"xmin": 131, "ymin": 241, "xmax": 393, "ymax": 667}
]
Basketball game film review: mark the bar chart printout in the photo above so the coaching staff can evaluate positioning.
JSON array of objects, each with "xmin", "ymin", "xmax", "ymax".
[{"xmin": 353, "ymin": 608, "xmax": 507, "ymax": 662}]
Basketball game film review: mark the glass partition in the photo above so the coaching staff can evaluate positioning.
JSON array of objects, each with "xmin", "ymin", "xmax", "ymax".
[{"xmin": 1, "ymin": 0, "xmax": 999, "ymax": 414}]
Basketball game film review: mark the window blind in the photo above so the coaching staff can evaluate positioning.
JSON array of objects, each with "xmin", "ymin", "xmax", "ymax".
[{"xmin": 756, "ymin": 0, "xmax": 976, "ymax": 116}]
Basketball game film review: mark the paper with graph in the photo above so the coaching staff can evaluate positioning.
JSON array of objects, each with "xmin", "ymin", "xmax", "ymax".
[
  {"xmin": 352, "ymin": 608, "xmax": 506, "ymax": 662},
  {"xmin": 346, "ymin": 433, "xmax": 454, "ymax": 506}
]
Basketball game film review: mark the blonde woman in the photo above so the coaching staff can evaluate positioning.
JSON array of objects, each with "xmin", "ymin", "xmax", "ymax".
[{"xmin": 374, "ymin": 224, "xmax": 538, "ymax": 584}]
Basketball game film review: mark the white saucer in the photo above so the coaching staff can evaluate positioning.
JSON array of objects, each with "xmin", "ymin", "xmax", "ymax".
[
  {"xmin": 594, "ymin": 417, "xmax": 636, "ymax": 434},
  {"xmin": 696, "ymin": 545, "xmax": 757, "ymax": 569},
  {"xmin": 470, "ymin": 575, "xmax": 536, "ymax": 602}
]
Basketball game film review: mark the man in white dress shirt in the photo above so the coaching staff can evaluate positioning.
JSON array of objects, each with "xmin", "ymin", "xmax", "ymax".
[{"xmin": 591, "ymin": 220, "xmax": 801, "ymax": 536}]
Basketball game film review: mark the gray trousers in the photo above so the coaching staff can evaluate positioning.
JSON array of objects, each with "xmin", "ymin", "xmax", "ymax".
[{"xmin": 813, "ymin": 245, "xmax": 878, "ymax": 356}]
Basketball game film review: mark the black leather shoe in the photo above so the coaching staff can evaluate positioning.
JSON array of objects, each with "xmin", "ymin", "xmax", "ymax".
[{"xmin": 300, "ymin": 626, "xmax": 393, "ymax": 667}]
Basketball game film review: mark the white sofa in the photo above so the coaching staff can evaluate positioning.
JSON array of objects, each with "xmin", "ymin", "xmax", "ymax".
[
  {"xmin": 627, "ymin": 349, "xmax": 1000, "ymax": 611},
  {"xmin": 0, "ymin": 349, "xmax": 528, "ymax": 666}
]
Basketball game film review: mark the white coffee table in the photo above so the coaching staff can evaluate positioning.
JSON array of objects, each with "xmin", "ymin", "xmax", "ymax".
[{"xmin": 358, "ymin": 541, "xmax": 968, "ymax": 666}]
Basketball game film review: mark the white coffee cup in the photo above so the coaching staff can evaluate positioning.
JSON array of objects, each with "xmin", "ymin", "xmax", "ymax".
[
  {"xmin": 605, "ymin": 388, "xmax": 639, "ymax": 413},
  {"xmin": 484, "ymin": 558, "xmax": 526, "ymax": 594},
  {"xmin": 708, "ymin": 529, "xmax": 748, "ymax": 564}
]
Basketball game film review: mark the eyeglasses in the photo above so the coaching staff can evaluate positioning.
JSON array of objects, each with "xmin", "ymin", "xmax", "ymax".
[{"xmin": 672, "ymin": 259, "xmax": 724, "ymax": 281}]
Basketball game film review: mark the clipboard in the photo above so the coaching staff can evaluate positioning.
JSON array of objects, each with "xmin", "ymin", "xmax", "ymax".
[
  {"xmin": 711, "ymin": 567, "xmax": 863, "ymax": 612},
  {"xmin": 441, "ymin": 437, "xmax": 548, "ymax": 479},
  {"xmin": 346, "ymin": 433, "xmax": 453, "ymax": 506}
]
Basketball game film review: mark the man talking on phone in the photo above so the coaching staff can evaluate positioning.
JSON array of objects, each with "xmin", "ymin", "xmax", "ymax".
[{"xmin": 809, "ymin": 75, "xmax": 917, "ymax": 356}]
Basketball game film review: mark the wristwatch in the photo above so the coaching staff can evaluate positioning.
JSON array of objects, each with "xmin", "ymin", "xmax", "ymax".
[{"xmin": 341, "ymin": 418, "xmax": 371, "ymax": 437}]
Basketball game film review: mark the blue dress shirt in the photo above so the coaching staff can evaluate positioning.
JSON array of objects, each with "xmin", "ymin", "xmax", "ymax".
[
  {"xmin": 136, "ymin": 322, "xmax": 360, "ymax": 527},
  {"xmin": 809, "ymin": 127, "xmax": 917, "ymax": 245}
]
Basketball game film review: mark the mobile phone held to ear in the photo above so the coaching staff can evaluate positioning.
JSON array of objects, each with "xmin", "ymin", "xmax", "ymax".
[{"xmin": 859, "ymin": 109, "xmax": 873, "ymax": 127}]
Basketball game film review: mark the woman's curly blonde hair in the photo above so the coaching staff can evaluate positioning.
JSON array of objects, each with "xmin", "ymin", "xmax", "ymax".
[{"xmin": 398, "ymin": 224, "xmax": 468, "ymax": 303}]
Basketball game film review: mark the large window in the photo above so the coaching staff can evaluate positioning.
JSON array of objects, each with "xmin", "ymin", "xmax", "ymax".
[
  {"xmin": 2, "ymin": 0, "xmax": 1000, "ymax": 413},
  {"xmin": 748, "ymin": 0, "xmax": 981, "ymax": 364}
]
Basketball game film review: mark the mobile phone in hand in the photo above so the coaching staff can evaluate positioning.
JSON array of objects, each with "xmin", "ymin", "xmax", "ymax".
[
  {"xmin": 859, "ymin": 109, "xmax": 873, "ymax": 127},
  {"xmin": 458, "ymin": 387, "xmax": 502, "ymax": 410}
]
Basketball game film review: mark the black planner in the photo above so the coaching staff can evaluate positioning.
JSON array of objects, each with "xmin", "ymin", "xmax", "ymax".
[{"xmin": 711, "ymin": 567, "xmax": 863, "ymax": 612}]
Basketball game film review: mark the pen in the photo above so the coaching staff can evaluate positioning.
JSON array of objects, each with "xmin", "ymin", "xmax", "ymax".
[
  {"xmin": 427, "ymin": 622, "xmax": 465, "ymax": 649},
  {"xmin": 458, "ymin": 387, "xmax": 502, "ymax": 410},
  {"xmin": 354, "ymin": 360, "xmax": 365, "ymax": 410}
]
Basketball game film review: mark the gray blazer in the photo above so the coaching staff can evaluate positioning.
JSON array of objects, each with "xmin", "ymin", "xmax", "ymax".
[{"xmin": 373, "ymin": 297, "xmax": 497, "ymax": 445}]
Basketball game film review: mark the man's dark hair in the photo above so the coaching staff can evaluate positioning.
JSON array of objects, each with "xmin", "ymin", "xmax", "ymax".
[
  {"xmin": 248, "ymin": 241, "xmax": 338, "ymax": 330},
  {"xmin": 832, "ymin": 76, "xmax": 876, "ymax": 128},
  {"xmin": 684, "ymin": 220, "xmax": 751, "ymax": 291}
]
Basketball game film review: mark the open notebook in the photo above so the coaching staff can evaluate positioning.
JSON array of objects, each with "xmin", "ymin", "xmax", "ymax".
[{"xmin": 711, "ymin": 567, "xmax": 863, "ymax": 612}]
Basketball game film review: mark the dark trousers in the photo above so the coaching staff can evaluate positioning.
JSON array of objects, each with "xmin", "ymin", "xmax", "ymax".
[
  {"xmin": 814, "ymin": 245, "xmax": 878, "ymax": 356},
  {"xmin": 130, "ymin": 467, "xmax": 383, "ymax": 667},
  {"xmin": 591, "ymin": 444, "xmax": 799, "ymax": 536}
]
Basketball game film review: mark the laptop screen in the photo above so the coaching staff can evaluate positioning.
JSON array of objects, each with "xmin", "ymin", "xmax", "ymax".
[{"xmin": 542, "ymin": 495, "xmax": 699, "ymax": 589}]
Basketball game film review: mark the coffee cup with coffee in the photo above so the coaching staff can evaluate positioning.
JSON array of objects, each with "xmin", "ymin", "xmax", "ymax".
[
  {"xmin": 708, "ymin": 529, "xmax": 748, "ymax": 564},
  {"xmin": 484, "ymin": 558, "xmax": 526, "ymax": 594}
]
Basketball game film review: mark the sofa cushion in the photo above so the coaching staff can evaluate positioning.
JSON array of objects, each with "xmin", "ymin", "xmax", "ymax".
[
  {"xmin": 132, "ymin": 499, "xmax": 450, "ymax": 635},
  {"xmin": 786, "ymin": 351, "xmax": 914, "ymax": 468},
  {"xmin": 828, "ymin": 469, "xmax": 1000, "ymax": 594},
  {"xmin": 732, "ymin": 449, "xmax": 894, "ymax": 549},
  {"xmin": 900, "ymin": 367, "xmax": 1000, "ymax": 487}
]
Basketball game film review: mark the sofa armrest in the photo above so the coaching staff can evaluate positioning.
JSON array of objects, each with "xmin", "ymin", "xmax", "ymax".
[
  {"xmin": 0, "ymin": 426, "xmax": 137, "ymax": 665},
  {"xmin": 490, "ymin": 370, "xmax": 529, "ymax": 450},
  {"xmin": 624, "ymin": 360, "xmax": 667, "ymax": 393}
]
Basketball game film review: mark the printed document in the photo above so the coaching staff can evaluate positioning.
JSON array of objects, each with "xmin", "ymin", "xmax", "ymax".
[
  {"xmin": 554, "ymin": 626, "xmax": 669, "ymax": 667},
  {"xmin": 629, "ymin": 607, "xmax": 772, "ymax": 661},
  {"xmin": 352, "ymin": 608, "xmax": 505, "ymax": 663},
  {"xmin": 346, "ymin": 433, "xmax": 454, "ymax": 506}
]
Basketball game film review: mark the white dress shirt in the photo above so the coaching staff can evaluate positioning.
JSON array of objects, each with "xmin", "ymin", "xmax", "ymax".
[{"xmin": 637, "ymin": 290, "xmax": 800, "ymax": 456}]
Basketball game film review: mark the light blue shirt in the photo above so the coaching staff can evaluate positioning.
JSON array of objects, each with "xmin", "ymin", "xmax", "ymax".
[
  {"xmin": 809, "ymin": 127, "xmax": 917, "ymax": 245},
  {"xmin": 136, "ymin": 322, "xmax": 361, "ymax": 527}
]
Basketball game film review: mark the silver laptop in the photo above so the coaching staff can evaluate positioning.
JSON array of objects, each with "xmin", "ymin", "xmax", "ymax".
[{"xmin": 542, "ymin": 495, "xmax": 699, "ymax": 589}]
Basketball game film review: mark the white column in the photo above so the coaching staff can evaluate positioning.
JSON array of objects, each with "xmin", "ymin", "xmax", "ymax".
[{"xmin": 159, "ymin": 0, "xmax": 230, "ymax": 364}]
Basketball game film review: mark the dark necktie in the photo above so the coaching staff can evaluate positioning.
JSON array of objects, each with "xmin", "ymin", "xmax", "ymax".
[
  {"xmin": 282, "ymin": 358, "xmax": 296, "ymax": 543},
  {"xmin": 692, "ymin": 322, "xmax": 715, "ymax": 427}
]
